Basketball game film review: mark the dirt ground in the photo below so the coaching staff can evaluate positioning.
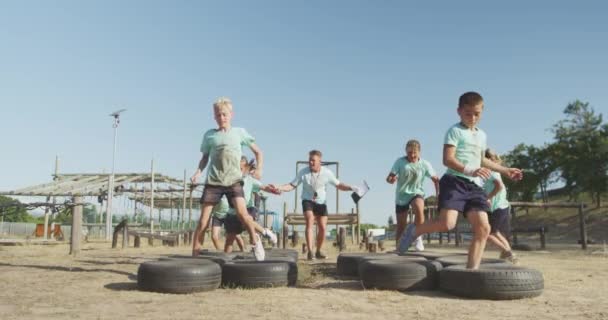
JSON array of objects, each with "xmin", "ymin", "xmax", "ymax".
[{"xmin": 0, "ymin": 240, "xmax": 607, "ymax": 320}]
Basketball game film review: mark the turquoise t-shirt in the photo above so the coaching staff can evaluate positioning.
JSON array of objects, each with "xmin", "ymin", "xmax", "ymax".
[
  {"xmin": 226, "ymin": 175, "xmax": 262, "ymax": 216},
  {"xmin": 290, "ymin": 166, "xmax": 339, "ymax": 205},
  {"xmin": 200, "ymin": 127, "xmax": 255, "ymax": 186},
  {"xmin": 482, "ymin": 172, "xmax": 510, "ymax": 211},
  {"xmin": 444, "ymin": 123, "xmax": 487, "ymax": 182},
  {"xmin": 390, "ymin": 157, "xmax": 436, "ymax": 205},
  {"xmin": 211, "ymin": 197, "xmax": 230, "ymax": 219}
]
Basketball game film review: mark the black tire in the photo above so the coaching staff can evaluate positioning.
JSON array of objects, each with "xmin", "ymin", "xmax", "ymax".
[
  {"xmin": 137, "ymin": 260, "xmax": 221, "ymax": 294},
  {"xmin": 357, "ymin": 255, "xmax": 427, "ymax": 277},
  {"xmin": 221, "ymin": 261, "xmax": 290, "ymax": 288},
  {"xmin": 230, "ymin": 255, "xmax": 298, "ymax": 287},
  {"xmin": 399, "ymin": 251, "xmax": 467, "ymax": 260},
  {"xmin": 360, "ymin": 260, "xmax": 443, "ymax": 291},
  {"xmin": 440, "ymin": 264, "xmax": 544, "ymax": 300},
  {"xmin": 337, "ymin": 253, "xmax": 386, "ymax": 277},
  {"xmin": 435, "ymin": 255, "xmax": 505, "ymax": 267}
]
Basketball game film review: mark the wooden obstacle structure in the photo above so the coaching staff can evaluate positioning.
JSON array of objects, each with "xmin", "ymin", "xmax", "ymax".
[{"xmin": 112, "ymin": 219, "xmax": 194, "ymax": 249}]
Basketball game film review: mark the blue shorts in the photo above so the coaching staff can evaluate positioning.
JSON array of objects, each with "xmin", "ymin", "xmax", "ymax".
[
  {"xmin": 489, "ymin": 207, "xmax": 510, "ymax": 235},
  {"xmin": 224, "ymin": 207, "xmax": 258, "ymax": 234},
  {"xmin": 438, "ymin": 174, "xmax": 490, "ymax": 216}
]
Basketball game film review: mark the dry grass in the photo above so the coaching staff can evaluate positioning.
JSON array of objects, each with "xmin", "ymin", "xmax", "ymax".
[{"xmin": 0, "ymin": 241, "xmax": 607, "ymax": 320}]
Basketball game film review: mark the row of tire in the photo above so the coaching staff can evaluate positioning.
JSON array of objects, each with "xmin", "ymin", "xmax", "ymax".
[
  {"xmin": 137, "ymin": 249, "xmax": 299, "ymax": 294},
  {"xmin": 337, "ymin": 251, "xmax": 544, "ymax": 300}
]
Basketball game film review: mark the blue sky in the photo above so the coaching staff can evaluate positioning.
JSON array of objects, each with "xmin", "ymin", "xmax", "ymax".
[{"xmin": 1, "ymin": 1, "xmax": 606, "ymax": 226}]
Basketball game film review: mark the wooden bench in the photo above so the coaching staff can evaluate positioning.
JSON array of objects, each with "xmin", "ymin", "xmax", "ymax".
[{"xmin": 282, "ymin": 202, "xmax": 360, "ymax": 249}]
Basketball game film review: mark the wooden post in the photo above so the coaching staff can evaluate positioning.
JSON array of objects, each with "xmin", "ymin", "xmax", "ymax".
[
  {"xmin": 182, "ymin": 169, "xmax": 187, "ymax": 230},
  {"xmin": 170, "ymin": 200, "xmax": 174, "ymax": 230},
  {"xmin": 134, "ymin": 235, "xmax": 141, "ymax": 248},
  {"xmin": 188, "ymin": 189, "xmax": 193, "ymax": 230},
  {"xmin": 356, "ymin": 202, "xmax": 360, "ymax": 244},
  {"xmin": 338, "ymin": 227, "xmax": 346, "ymax": 251},
  {"xmin": 70, "ymin": 196, "xmax": 83, "ymax": 256},
  {"xmin": 122, "ymin": 222, "xmax": 128, "ymax": 248},
  {"xmin": 292, "ymin": 231, "xmax": 299, "ymax": 248},
  {"xmin": 301, "ymin": 243, "xmax": 307, "ymax": 254},
  {"xmin": 540, "ymin": 226, "xmax": 546, "ymax": 250},
  {"xmin": 283, "ymin": 202, "xmax": 288, "ymax": 249},
  {"xmin": 368, "ymin": 243, "xmax": 377, "ymax": 253},
  {"xmin": 150, "ymin": 159, "xmax": 155, "ymax": 233},
  {"xmin": 578, "ymin": 203, "xmax": 587, "ymax": 250},
  {"xmin": 378, "ymin": 240, "xmax": 384, "ymax": 251}
]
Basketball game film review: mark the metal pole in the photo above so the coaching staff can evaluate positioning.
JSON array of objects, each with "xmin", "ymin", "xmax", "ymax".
[
  {"xmin": 106, "ymin": 120, "xmax": 118, "ymax": 240},
  {"xmin": 263, "ymin": 196, "xmax": 268, "ymax": 228}
]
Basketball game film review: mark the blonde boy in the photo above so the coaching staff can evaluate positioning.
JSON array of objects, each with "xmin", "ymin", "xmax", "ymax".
[{"xmin": 190, "ymin": 97, "xmax": 265, "ymax": 260}]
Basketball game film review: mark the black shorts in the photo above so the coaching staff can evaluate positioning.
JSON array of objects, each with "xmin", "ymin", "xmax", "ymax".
[
  {"xmin": 438, "ymin": 174, "xmax": 490, "ymax": 217},
  {"xmin": 211, "ymin": 216, "xmax": 224, "ymax": 228},
  {"xmin": 224, "ymin": 207, "xmax": 258, "ymax": 234},
  {"xmin": 395, "ymin": 195, "xmax": 424, "ymax": 215},
  {"xmin": 200, "ymin": 182, "xmax": 244, "ymax": 205},
  {"xmin": 302, "ymin": 200, "xmax": 328, "ymax": 217},
  {"xmin": 489, "ymin": 207, "xmax": 510, "ymax": 235}
]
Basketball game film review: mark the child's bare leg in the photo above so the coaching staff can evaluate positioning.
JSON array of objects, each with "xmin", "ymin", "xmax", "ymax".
[
  {"xmin": 395, "ymin": 212, "xmax": 407, "ymax": 247},
  {"xmin": 192, "ymin": 204, "xmax": 214, "ymax": 256},
  {"xmin": 487, "ymin": 233, "xmax": 509, "ymax": 252},
  {"xmin": 414, "ymin": 209, "xmax": 458, "ymax": 237},
  {"xmin": 235, "ymin": 234, "xmax": 245, "ymax": 251},
  {"xmin": 466, "ymin": 210, "xmax": 491, "ymax": 269},
  {"xmin": 494, "ymin": 231, "xmax": 512, "ymax": 252},
  {"xmin": 411, "ymin": 197, "xmax": 426, "ymax": 225},
  {"xmin": 224, "ymin": 233, "xmax": 237, "ymax": 253},
  {"xmin": 211, "ymin": 225, "xmax": 222, "ymax": 251},
  {"xmin": 232, "ymin": 197, "xmax": 258, "ymax": 245}
]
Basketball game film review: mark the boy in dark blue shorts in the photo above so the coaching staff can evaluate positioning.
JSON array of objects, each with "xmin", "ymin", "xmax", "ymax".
[{"xmin": 399, "ymin": 92, "xmax": 523, "ymax": 269}]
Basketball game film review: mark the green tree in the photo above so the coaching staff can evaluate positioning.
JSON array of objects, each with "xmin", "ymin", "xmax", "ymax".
[
  {"xmin": 552, "ymin": 100, "xmax": 607, "ymax": 207},
  {"xmin": 0, "ymin": 195, "xmax": 31, "ymax": 222},
  {"xmin": 502, "ymin": 144, "xmax": 543, "ymax": 201}
]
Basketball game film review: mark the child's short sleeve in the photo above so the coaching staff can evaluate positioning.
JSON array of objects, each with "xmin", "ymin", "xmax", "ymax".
[
  {"xmin": 200, "ymin": 131, "xmax": 212, "ymax": 154},
  {"xmin": 390, "ymin": 158, "xmax": 401, "ymax": 175},
  {"xmin": 424, "ymin": 160, "xmax": 436, "ymax": 178},
  {"xmin": 239, "ymin": 128, "xmax": 255, "ymax": 147},
  {"xmin": 444, "ymin": 126, "xmax": 461, "ymax": 146}
]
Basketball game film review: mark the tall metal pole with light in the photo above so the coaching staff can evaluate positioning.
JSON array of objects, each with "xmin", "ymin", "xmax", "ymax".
[{"xmin": 106, "ymin": 109, "xmax": 126, "ymax": 240}]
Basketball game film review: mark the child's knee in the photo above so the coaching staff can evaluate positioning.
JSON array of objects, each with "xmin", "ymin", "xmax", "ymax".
[
  {"xmin": 475, "ymin": 223, "xmax": 491, "ymax": 238},
  {"xmin": 441, "ymin": 219, "xmax": 456, "ymax": 231}
]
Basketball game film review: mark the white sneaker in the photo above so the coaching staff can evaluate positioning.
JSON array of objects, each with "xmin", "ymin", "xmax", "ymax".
[
  {"xmin": 264, "ymin": 228, "xmax": 277, "ymax": 247},
  {"xmin": 414, "ymin": 236, "xmax": 425, "ymax": 251},
  {"xmin": 252, "ymin": 234, "xmax": 265, "ymax": 261}
]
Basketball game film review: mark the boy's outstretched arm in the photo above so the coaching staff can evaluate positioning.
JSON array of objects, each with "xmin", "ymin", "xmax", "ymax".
[
  {"xmin": 481, "ymin": 158, "xmax": 523, "ymax": 181},
  {"xmin": 190, "ymin": 153, "xmax": 209, "ymax": 184},
  {"xmin": 249, "ymin": 143, "xmax": 264, "ymax": 180},
  {"xmin": 443, "ymin": 144, "xmax": 491, "ymax": 179},
  {"xmin": 271, "ymin": 183, "xmax": 296, "ymax": 193}
]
